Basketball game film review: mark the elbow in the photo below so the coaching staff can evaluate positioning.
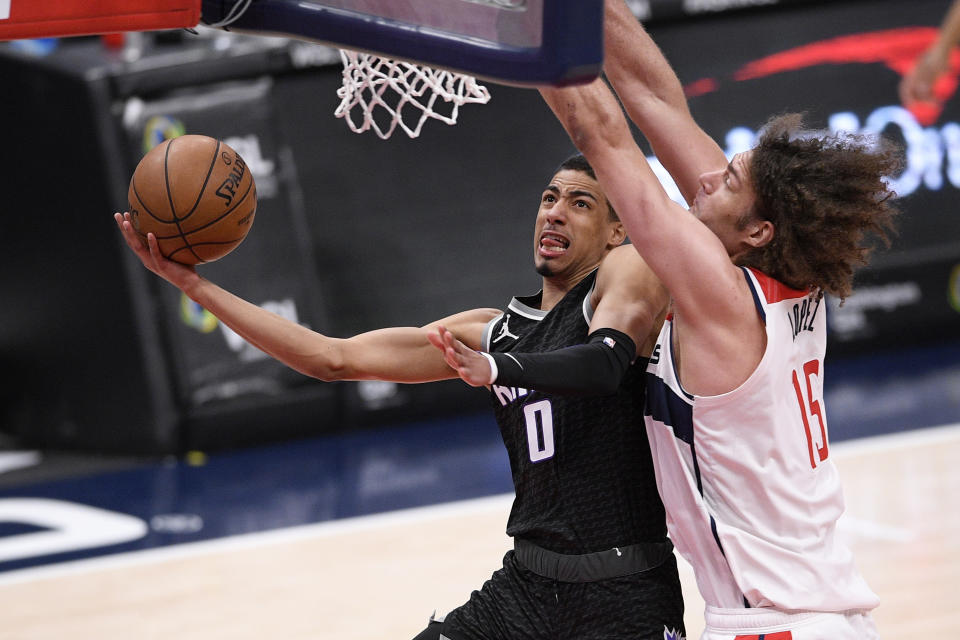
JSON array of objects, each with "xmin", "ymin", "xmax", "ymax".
[
  {"xmin": 311, "ymin": 361, "xmax": 348, "ymax": 383},
  {"xmin": 308, "ymin": 367, "xmax": 340, "ymax": 383},
  {"xmin": 299, "ymin": 362, "xmax": 337, "ymax": 382},
  {"xmin": 549, "ymin": 82, "xmax": 626, "ymax": 158},
  {"xmin": 555, "ymin": 99, "xmax": 595, "ymax": 153},
  {"xmin": 574, "ymin": 111, "xmax": 633, "ymax": 164},
  {"xmin": 569, "ymin": 125, "xmax": 603, "ymax": 158},
  {"xmin": 567, "ymin": 117, "xmax": 620, "ymax": 164},
  {"xmin": 303, "ymin": 343, "xmax": 349, "ymax": 382}
]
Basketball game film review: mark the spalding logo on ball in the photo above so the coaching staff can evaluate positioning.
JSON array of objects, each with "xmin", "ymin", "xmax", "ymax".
[{"xmin": 127, "ymin": 134, "xmax": 257, "ymax": 265}]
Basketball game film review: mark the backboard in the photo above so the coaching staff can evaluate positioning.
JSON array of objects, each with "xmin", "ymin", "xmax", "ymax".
[{"xmin": 201, "ymin": 0, "xmax": 603, "ymax": 86}]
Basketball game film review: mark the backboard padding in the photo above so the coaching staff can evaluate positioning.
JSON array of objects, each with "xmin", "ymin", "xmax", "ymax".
[{"xmin": 201, "ymin": 0, "xmax": 602, "ymax": 86}]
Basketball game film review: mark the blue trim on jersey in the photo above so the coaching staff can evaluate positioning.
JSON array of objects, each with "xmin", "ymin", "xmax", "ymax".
[
  {"xmin": 710, "ymin": 486, "xmax": 751, "ymax": 608},
  {"xmin": 741, "ymin": 267, "xmax": 767, "ymax": 324},
  {"xmin": 647, "ymin": 373, "xmax": 748, "ymax": 604},
  {"xmin": 644, "ymin": 373, "xmax": 694, "ymax": 446},
  {"xmin": 709, "ymin": 515, "xmax": 725, "ymax": 556},
  {"xmin": 668, "ymin": 323, "xmax": 695, "ymax": 402},
  {"xmin": 645, "ymin": 371, "xmax": 707, "ymax": 498},
  {"xmin": 691, "ymin": 441, "xmax": 704, "ymax": 495}
]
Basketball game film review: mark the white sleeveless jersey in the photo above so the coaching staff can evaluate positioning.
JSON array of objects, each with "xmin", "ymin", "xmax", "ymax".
[{"xmin": 644, "ymin": 267, "xmax": 879, "ymax": 611}]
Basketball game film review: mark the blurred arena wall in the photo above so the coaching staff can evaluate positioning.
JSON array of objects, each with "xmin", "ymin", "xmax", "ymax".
[{"xmin": 1, "ymin": 0, "xmax": 956, "ymax": 454}]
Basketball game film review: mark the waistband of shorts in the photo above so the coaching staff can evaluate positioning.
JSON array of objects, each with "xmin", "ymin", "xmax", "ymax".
[
  {"xmin": 513, "ymin": 538, "xmax": 673, "ymax": 583},
  {"xmin": 704, "ymin": 605, "xmax": 865, "ymax": 631}
]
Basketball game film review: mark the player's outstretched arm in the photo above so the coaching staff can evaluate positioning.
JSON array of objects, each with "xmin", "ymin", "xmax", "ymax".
[
  {"xmin": 900, "ymin": 0, "xmax": 960, "ymax": 105},
  {"xmin": 431, "ymin": 246, "xmax": 668, "ymax": 395},
  {"xmin": 432, "ymin": 323, "xmax": 638, "ymax": 396},
  {"xmin": 539, "ymin": 82, "xmax": 728, "ymax": 287},
  {"xmin": 602, "ymin": 0, "xmax": 727, "ymax": 204},
  {"xmin": 115, "ymin": 212, "xmax": 497, "ymax": 384},
  {"xmin": 539, "ymin": 82, "xmax": 752, "ymax": 333}
]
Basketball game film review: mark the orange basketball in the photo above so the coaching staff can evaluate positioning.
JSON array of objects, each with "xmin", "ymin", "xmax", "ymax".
[{"xmin": 127, "ymin": 135, "xmax": 257, "ymax": 265}]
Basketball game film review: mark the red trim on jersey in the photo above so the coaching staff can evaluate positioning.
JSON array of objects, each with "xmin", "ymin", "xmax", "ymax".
[
  {"xmin": 747, "ymin": 268, "xmax": 810, "ymax": 304},
  {"xmin": 734, "ymin": 632, "xmax": 793, "ymax": 640}
]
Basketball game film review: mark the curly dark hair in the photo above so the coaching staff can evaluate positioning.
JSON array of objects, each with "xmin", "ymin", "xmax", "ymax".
[{"xmin": 741, "ymin": 113, "xmax": 902, "ymax": 300}]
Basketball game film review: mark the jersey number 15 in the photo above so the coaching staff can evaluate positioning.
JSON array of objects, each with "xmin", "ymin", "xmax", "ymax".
[{"xmin": 792, "ymin": 359, "xmax": 828, "ymax": 469}]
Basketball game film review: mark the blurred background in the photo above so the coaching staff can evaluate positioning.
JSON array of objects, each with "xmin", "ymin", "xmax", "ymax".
[{"xmin": 1, "ymin": 0, "xmax": 958, "ymax": 461}]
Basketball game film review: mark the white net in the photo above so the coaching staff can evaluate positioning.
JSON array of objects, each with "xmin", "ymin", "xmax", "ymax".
[{"xmin": 335, "ymin": 49, "xmax": 492, "ymax": 139}]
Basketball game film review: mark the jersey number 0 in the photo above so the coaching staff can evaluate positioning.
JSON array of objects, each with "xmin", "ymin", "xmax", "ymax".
[{"xmin": 523, "ymin": 399, "xmax": 555, "ymax": 462}]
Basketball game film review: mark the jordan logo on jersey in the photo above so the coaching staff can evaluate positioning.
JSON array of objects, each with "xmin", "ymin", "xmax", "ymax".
[{"xmin": 492, "ymin": 314, "xmax": 521, "ymax": 343}]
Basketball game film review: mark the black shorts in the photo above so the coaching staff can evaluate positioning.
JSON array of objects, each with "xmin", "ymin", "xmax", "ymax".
[{"xmin": 440, "ymin": 550, "xmax": 685, "ymax": 640}]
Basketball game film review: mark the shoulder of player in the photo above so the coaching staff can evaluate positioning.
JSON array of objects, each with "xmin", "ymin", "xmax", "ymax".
[
  {"xmin": 594, "ymin": 245, "xmax": 662, "ymax": 298},
  {"xmin": 597, "ymin": 244, "xmax": 651, "ymax": 275},
  {"xmin": 671, "ymin": 262, "xmax": 762, "ymax": 332}
]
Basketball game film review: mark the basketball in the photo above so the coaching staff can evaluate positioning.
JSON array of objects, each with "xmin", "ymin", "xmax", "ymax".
[{"xmin": 127, "ymin": 135, "xmax": 257, "ymax": 265}]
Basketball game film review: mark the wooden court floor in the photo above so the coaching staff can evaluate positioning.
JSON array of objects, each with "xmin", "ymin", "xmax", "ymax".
[{"xmin": 0, "ymin": 423, "xmax": 957, "ymax": 639}]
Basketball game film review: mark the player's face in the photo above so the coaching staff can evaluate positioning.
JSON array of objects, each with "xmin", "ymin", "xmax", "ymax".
[
  {"xmin": 533, "ymin": 170, "xmax": 619, "ymax": 278},
  {"xmin": 689, "ymin": 151, "xmax": 760, "ymax": 256}
]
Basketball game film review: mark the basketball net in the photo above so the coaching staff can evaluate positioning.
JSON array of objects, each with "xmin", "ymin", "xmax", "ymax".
[{"xmin": 335, "ymin": 49, "xmax": 492, "ymax": 139}]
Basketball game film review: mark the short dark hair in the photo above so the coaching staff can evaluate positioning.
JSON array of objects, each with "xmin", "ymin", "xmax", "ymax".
[
  {"xmin": 743, "ymin": 114, "xmax": 902, "ymax": 300},
  {"xmin": 555, "ymin": 153, "xmax": 619, "ymax": 222}
]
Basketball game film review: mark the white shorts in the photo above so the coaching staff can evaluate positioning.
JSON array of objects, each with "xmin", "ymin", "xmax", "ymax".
[{"xmin": 700, "ymin": 606, "xmax": 879, "ymax": 640}]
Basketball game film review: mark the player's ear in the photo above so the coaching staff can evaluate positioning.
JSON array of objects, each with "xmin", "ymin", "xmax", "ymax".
[
  {"xmin": 608, "ymin": 220, "xmax": 627, "ymax": 248},
  {"xmin": 746, "ymin": 219, "xmax": 774, "ymax": 249}
]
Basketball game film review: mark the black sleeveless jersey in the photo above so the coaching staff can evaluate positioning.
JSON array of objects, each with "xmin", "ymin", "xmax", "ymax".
[{"xmin": 482, "ymin": 270, "xmax": 667, "ymax": 554}]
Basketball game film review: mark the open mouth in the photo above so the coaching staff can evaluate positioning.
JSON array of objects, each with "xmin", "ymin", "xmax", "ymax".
[
  {"xmin": 539, "ymin": 231, "xmax": 570, "ymax": 256},
  {"xmin": 691, "ymin": 188, "xmax": 704, "ymax": 215}
]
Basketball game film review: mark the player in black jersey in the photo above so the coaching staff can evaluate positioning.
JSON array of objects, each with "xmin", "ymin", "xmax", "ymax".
[
  {"xmin": 427, "ymin": 271, "xmax": 684, "ymax": 640},
  {"xmin": 114, "ymin": 153, "xmax": 683, "ymax": 640}
]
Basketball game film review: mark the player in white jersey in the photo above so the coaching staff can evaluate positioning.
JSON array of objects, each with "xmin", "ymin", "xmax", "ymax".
[
  {"xmin": 645, "ymin": 269, "xmax": 878, "ymax": 613},
  {"xmin": 538, "ymin": 1, "xmax": 902, "ymax": 637}
]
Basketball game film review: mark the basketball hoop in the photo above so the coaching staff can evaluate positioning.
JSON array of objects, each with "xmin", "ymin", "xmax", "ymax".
[{"xmin": 335, "ymin": 49, "xmax": 491, "ymax": 139}]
